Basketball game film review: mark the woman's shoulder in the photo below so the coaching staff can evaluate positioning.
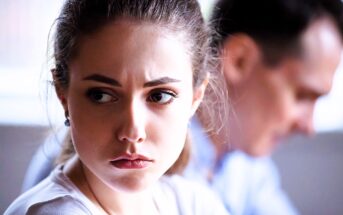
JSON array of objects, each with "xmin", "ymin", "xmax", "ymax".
[
  {"xmin": 5, "ymin": 195, "xmax": 90, "ymax": 215},
  {"xmin": 13, "ymin": 195, "xmax": 90, "ymax": 215},
  {"xmin": 5, "ymin": 166, "xmax": 92, "ymax": 215},
  {"xmin": 155, "ymin": 175, "xmax": 230, "ymax": 215}
]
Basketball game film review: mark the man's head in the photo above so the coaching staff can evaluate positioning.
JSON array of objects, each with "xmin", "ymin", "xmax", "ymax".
[{"xmin": 211, "ymin": 0, "xmax": 343, "ymax": 156}]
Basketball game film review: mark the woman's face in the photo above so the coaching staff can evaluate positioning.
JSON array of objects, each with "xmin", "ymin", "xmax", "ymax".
[{"xmin": 60, "ymin": 20, "xmax": 203, "ymax": 192}]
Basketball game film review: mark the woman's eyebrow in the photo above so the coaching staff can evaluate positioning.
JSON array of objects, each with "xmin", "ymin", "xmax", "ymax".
[
  {"xmin": 144, "ymin": 77, "xmax": 180, "ymax": 87},
  {"xmin": 83, "ymin": 74, "xmax": 121, "ymax": 86},
  {"xmin": 83, "ymin": 74, "xmax": 180, "ymax": 87}
]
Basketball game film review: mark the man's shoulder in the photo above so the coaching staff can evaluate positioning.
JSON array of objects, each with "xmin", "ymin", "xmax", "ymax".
[{"xmin": 222, "ymin": 151, "xmax": 277, "ymax": 174}]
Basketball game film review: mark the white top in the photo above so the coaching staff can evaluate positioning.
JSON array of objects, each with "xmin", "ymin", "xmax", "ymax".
[
  {"xmin": 5, "ymin": 165, "xmax": 229, "ymax": 215},
  {"xmin": 184, "ymin": 118, "xmax": 299, "ymax": 215}
]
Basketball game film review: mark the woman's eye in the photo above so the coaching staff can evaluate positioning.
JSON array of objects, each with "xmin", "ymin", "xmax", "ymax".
[
  {"xmin": 148, "ymin": 91, "xmax": 176, "ymax": 105},
  {"xmin": 87, "ymin": 89, "xmax": 118, "ymax": 103}
]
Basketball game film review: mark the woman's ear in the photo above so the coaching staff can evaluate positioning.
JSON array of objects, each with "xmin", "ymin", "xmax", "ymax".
[
  {"xmin": 190, "ymin": 74, "xmax": 209, "ymax": 117},
  {"xmin": 51, "ymin": 69, "xmax": 68, "ymax": 111},
  {"xmin": 221, "ymin": 34, "xmax": 261, "ymax": 85}
]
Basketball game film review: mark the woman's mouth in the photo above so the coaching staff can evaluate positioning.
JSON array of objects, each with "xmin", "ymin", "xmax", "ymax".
[{"xmin": 110, "ymin": 154, "xmax": 153, "ymax": 169}]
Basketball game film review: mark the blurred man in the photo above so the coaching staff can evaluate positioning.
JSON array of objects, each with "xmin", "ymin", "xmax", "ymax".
[{"xmin": 185, "ymin": 0, "xmax": 343, "ymax": 214}]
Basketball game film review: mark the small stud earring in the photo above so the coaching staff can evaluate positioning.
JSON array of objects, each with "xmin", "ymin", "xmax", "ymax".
[
  {"xmin": 64, "ymin": 111, "xmax": 70, "ymax": 127},
  {"xmin": 64, "ymin": 118, "xmax": 70, "ymax": 127}
]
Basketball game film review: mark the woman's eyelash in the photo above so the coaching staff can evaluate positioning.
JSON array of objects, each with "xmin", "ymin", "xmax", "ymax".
[
  {"xmin": 85, "ymin": 88, "xmax": 178, "ymax": 105},
  {"xmin": 159, "ymin": 90, "xmax": 177, "ymax": 97},
  {"xmin": 148, "ymin": 89, "xmax": 178, "ymax": 105},
  {"xmin": 86, "ymin": 88, "xmax": 118, "ymax": 103}
]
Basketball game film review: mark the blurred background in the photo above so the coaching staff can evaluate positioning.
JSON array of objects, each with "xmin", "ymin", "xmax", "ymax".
[{"xmin": 0, "ymin": 0, "xmax": 342, "ymax": 214}]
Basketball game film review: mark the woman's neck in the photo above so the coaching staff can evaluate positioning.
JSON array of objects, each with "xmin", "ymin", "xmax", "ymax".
[{"xmin": 64, "ymin": 156, "xmax": 159, "ymax": 215}]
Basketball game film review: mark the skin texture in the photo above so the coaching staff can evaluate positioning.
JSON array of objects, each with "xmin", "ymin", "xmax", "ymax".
[
  {"xmin": 57, "ymin": 20, "xmax": 206, "ymax": 214},
  {"xmin": 222, "ymin": 17, "xmax": 342, "ymax": 157}
]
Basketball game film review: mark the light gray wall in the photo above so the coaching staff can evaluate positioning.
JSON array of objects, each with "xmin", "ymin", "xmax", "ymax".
[
  {"xmin": 273, "ymin": 132, "xmax": 343, "ymax": 215},
  {"xmin": 0, "ymin": 125, "xmax": 48, "ymax": 214}
]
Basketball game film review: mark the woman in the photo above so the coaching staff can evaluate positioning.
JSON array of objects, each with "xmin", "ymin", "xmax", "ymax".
[{"xmin": 5, "ymin": 0, "xmax": 228, "ymax": 214}]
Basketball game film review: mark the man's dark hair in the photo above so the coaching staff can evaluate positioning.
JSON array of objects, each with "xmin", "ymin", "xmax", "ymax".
[{"xmin": 211, "ymin": 0, "xmax": 343, "ymax": 65}]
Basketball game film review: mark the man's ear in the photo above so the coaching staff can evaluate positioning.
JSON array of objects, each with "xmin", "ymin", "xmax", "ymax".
[
  {"xmin": 51, "ymin": 69, "xmax": 68, "ymax": 111},
  {"xmin": 221, "ymin": 34, "xmax": 261, "ymax": 85},
  {"xmin": 190, "ymin": 74, "xmax": 209, "ymax": 117}
]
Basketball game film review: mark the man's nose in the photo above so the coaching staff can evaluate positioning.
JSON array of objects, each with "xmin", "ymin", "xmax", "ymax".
[
  {"xmin": 293, "ymin": 105, "xmax": 315, "ymax": 136},
  {"xmin": 116, "ymin": 100, "xmax": 147, "ymax": 144}
]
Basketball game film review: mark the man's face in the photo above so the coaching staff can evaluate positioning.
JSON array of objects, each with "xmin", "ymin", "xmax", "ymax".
[{"xmin": 230, "ymin": 18, "xmax": 342, "ymax": 157}]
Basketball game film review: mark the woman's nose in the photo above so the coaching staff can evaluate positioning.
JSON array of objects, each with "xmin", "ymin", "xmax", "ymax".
[{"xmin": 116, "ymin": 100, "xmax": 147, "ymax": 144}]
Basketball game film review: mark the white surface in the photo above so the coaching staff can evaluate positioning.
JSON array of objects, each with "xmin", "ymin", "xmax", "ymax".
[
  {"xmin": 0, "ymin": 67, "xmax": 63, "ymax": 126},
  {"xmin": 314, "ymin": 57, "xmax": 343, "ymax": 131}
]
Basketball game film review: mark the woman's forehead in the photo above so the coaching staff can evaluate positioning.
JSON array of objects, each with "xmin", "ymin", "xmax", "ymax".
[{"xmin": 69, "ymin": 20, "xmax": 193, "ymax": 84}]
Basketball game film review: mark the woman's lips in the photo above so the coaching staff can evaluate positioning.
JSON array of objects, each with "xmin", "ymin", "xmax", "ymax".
[
  {"xmin": 110, "ymin": 154, "xmax": 153, "ymax": 169},
  {"xmin": 110, "ymin": 159, "xmax": 152, "ymax": 169}
]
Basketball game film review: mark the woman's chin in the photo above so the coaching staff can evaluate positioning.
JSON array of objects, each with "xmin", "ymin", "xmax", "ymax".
[{"xmin": 108, "ymin": 174, "xmax": 157, "ymax": 193}]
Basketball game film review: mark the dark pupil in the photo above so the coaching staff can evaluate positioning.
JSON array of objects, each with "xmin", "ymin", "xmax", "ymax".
[
  {"xmin": 93, "ymin": 92, "xmax": 104, "ymax": 100},
  {"xmin": 151, "ymin": 93, "xmax": 162, "ymax": 102}
]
